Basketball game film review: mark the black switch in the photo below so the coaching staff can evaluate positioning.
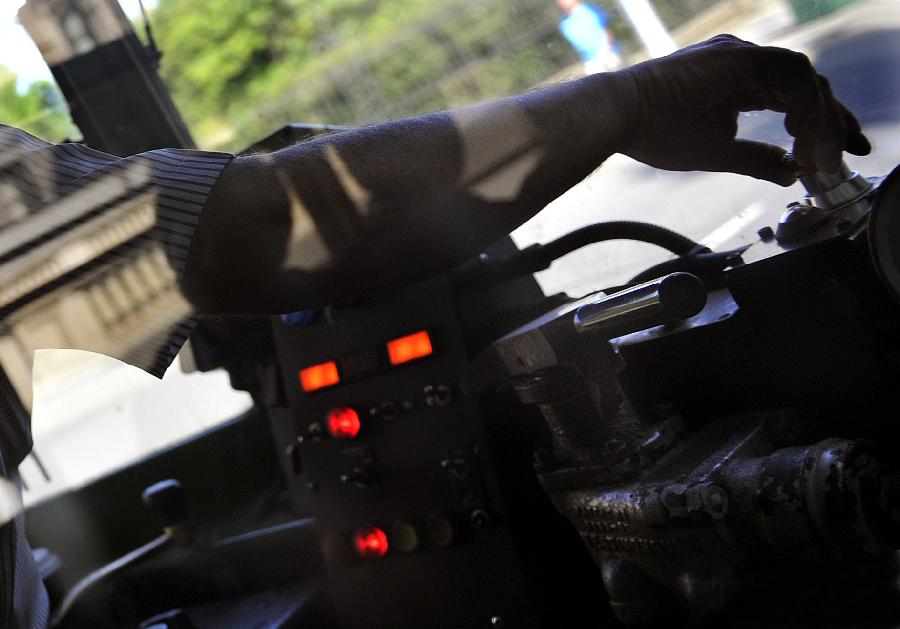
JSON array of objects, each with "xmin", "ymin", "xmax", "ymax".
[{"xmin": 286, "ymin": 442, "xmax": 303, "ymax": 475}]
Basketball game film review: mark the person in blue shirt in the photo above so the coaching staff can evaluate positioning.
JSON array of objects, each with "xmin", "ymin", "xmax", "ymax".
[{"xmin": 557, "ymin": 0, "xmax": 622, "ymax": 73}]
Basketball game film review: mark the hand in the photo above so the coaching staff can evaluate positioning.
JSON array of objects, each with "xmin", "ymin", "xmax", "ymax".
[{"xmin": 613, "ymin": 35, "xmax": 871, "ymax": 185}]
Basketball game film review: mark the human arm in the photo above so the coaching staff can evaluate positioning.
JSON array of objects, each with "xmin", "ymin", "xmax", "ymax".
[{"xmin": 182, "ymin": 35, "xmax": 870, "ymax": 314}]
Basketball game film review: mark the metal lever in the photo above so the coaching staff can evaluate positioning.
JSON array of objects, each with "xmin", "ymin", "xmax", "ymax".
[
  {"xmin": 143, "ymin": 479, "xmax": 191, "ymax": 545},
  {"xmin": 49, "ymin": 479, "xmax": 190, "ymax": 627},
  {"xmin": 574, "ymin": 272, "xmax": 707, "ymax": 336}
]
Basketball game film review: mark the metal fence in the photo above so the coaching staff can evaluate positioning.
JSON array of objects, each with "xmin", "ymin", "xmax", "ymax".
[{"xmin": 226, "ymin": 0, "xmax": 721, "ymax": 149}]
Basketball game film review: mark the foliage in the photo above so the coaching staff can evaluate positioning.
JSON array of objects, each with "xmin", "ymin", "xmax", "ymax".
[
  {"xmin": 147, "ymin": 0, "xmax": 717, "ymax": 152},
  {"xmin": 653, "ymin": 0, "xmax": 721, "ymax": 29},
  {"xmin": 150, "ymin": 0, "xmax": 573, "ymax": 150},
  {"xmin": 0, "ymin": 66, "xmax": 77, "ymax": 142}
]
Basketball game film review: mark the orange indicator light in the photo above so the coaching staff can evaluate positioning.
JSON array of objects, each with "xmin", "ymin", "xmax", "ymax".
[
  {"xmin": 326, "ymin": 407, "xmax": 361, "ymax": 439},
  {"xmin": 299, "ymin": 361, "xmax": 339, "ymax": 393},
  {"xmin": 354, "ymin": 527, "xmax": 389, "ymax": 558},
  {"xmin": 387, "ymin": 330, "xmax": 433, "ymax": 366}
]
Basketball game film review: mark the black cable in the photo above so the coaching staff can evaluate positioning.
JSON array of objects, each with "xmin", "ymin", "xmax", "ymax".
[
  {"xmin": 469, "ymin": 221, "xmax": 705, "ymax": 286},
  {"xmin": 533, "ymin": 221, "xmax": 702, "ymax": 261}
]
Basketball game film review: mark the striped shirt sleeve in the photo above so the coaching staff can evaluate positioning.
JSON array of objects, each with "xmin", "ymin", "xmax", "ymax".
[
  {"xmin": 0, "ymin": 124, "xmax": 233, "ymax": 398},
  {"xmin": 57, "ymin": 146, "xmax": 234, "ymax": 377}
]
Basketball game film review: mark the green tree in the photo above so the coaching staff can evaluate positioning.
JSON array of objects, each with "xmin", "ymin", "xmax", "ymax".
[
  {"xmin": 148, "ymin": 0, "xmax": 713, "ymax": 151},
  {"xmin": 150, "ymin": 0, "xmax": 432, "ymax": 147},
  {"xmin": 0, "ymin": 66, "xmax": 76, "ymax": 142}
]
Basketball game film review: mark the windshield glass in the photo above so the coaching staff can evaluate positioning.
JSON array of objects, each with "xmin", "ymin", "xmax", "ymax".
[
  {"xmin": 1, "ymin": 0, "xmax": 898, "ymax": 505},
  {"xmin": 147, "ymin": 0, "xmax": 900, "ymax": 299}
]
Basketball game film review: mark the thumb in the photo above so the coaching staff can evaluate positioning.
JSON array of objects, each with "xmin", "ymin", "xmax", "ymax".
[{"xmin": 716, "ymin": 139, "xmax": 799, "ymax": 186}]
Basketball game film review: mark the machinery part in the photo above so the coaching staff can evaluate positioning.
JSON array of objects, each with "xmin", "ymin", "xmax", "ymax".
[
  {"xmin": 726, "ymin": 439, "xmax": 900, "ymax": 567},
  {"xmin": 542, "ymin": 419, "xmax": 900, "ymax": 625},
  {"xmin": 466, "ymin": 161, "xmax": 900, "ymax": 624},
  {"xmin": 574, "ymin": 272, "xmax": 707, "ymax": 335},
  {"xmin": 868, "ymin": 164, "xmax": 900, "ymax": 302},
  {"xmin": 463, "ymin": 273, "xmax": 708, "ymax": 393},
  {"xmin": 801, "ymin": 162, "xmax": 873, "ymax": 209},
  {"xmin": 775, "ymin": 202, "xmax": 830, "ymax": 242},
  {"xmin": 139, "ymin": 608, "xmax": 196, "ymax": 629}
]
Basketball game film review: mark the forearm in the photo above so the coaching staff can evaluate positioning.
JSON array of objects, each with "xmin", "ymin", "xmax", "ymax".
[
  {"xmin": 185, "ymin": 71, "xmax": 635, "ymax": 313},
  {"xmin": 184, "ymin": 34, "xmax": 869, "ymax": 314}
]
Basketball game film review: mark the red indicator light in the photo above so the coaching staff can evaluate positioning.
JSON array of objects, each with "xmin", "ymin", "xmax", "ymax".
[
  {"xmin": 353, "ymin": 527, "xmax": 389, "ymax": 558},
  {"xmin": 299, "ymin": 361, "xmax": 339, "ymax": 393},
  {"xmin": 326, "ymin": 407, "xmax": 361, "ymax": 439},
  {"xmin": 387, "ymin": 330, "xmax": 433, "ymax": 366}
]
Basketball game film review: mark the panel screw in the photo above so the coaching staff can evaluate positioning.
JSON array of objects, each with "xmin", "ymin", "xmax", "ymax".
[
  {"xmin": 424, "ymin": 384, "xmax": 454, "ymax": 406},
  {"xmin": 757, "ymin": 225, "xmax": 775, "ymax": 242},
  {"xmin": 470, "ymin": 509, "xmax": 492, "ymax": 530}
]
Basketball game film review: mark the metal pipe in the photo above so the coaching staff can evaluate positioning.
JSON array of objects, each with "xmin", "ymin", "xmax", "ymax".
[{"xmin": 574, "ymin": 272, "xmax": 706, "ymax": 337}]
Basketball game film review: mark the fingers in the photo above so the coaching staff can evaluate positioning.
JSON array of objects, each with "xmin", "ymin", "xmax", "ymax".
[
  {"xmin": 836, "ymin": 98, "xmax": 871, "ymax": 155},
  {"xmin": 716, "ymin": 139, "xmax": 799, "ymax": 186},
  {"xmin": 730, "ymin": 44, "xmax": 870, "ymax": 172},
  {"xmin": 790, "ymin": 74, "xmax": 871, "ymax": 169},
  {"xmin": 765, "ymin": 51, "xmax": 842, "ymax": 172}
]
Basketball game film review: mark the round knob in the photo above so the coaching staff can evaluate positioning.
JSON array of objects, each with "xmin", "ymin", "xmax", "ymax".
[
  {"xmin": 142, "ymin": 479, "xmax": 188, "ymax": 537},
  {"xmin": 800, "ymin": 162, "xmax": 872, "ymax": 209}
]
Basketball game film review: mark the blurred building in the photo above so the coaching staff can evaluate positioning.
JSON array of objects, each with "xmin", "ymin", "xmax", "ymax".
[
  {"xmin": 18, "ymin": 0, "xmax": 133, "ymax": 65},
  {"xmin": 18, "ymin": 0, "xmax": 193, "ymax": 155},
  {"xmin": 1, "ymin": 0, "xmax": 196, "ymax": 448}
]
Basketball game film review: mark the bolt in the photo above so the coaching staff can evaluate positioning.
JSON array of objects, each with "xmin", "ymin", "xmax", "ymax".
[
  {"xmin": 378, "ymin": 400, "xmax": 399, "ymax": 420},
  {"xmin": 662, "ymin": 485, "xmax": 688, "ymax": 510},
  {"xmin": 424, "ymin": 384, "xmax": 454, "ymax": 407},
  {"xmin": 783, "ymin": 205, "xmax": 812, "ymax": 221},
  {"xmin": 435, "ymin": 385, "xmax": 453, "ymax": 405},
  {"xmin": 757, "ymin": 226, "xmax": 775, "ymax": 242},
  {"xmin": 706, "ymin": 488, "xmax": 726, "ymax": 512},
  {"xmin": 306, "ymin": 482, "xmax": 318, "ymax": 492},
  {"xmin": 490, "ymin": 616, "xmax": 504, "ymax": 628},
  {"xmin": 470, "ymin": 509, "xmax": 492, "ymax": 530}
]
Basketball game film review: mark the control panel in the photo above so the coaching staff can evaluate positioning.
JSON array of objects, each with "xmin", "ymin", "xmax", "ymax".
[{"xmin": 266, "ymin": 276, "xmax": 535, "ymax": 628}]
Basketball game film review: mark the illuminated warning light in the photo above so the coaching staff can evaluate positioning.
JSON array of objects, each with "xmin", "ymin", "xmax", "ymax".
[
  {"xmin": 326, "ymin": 407, "xmax": 361, "ymax": 439},
  {"xmin": 353, "ymin": 527, "xmax": 389, "ymax": 558},
  {"xmin": 387, "ymin": 330, "xmax": 433, "ymax": 366},
  {"xmin": 299, "ymin": 361, "xmax": 340, "ymax": 393}
]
